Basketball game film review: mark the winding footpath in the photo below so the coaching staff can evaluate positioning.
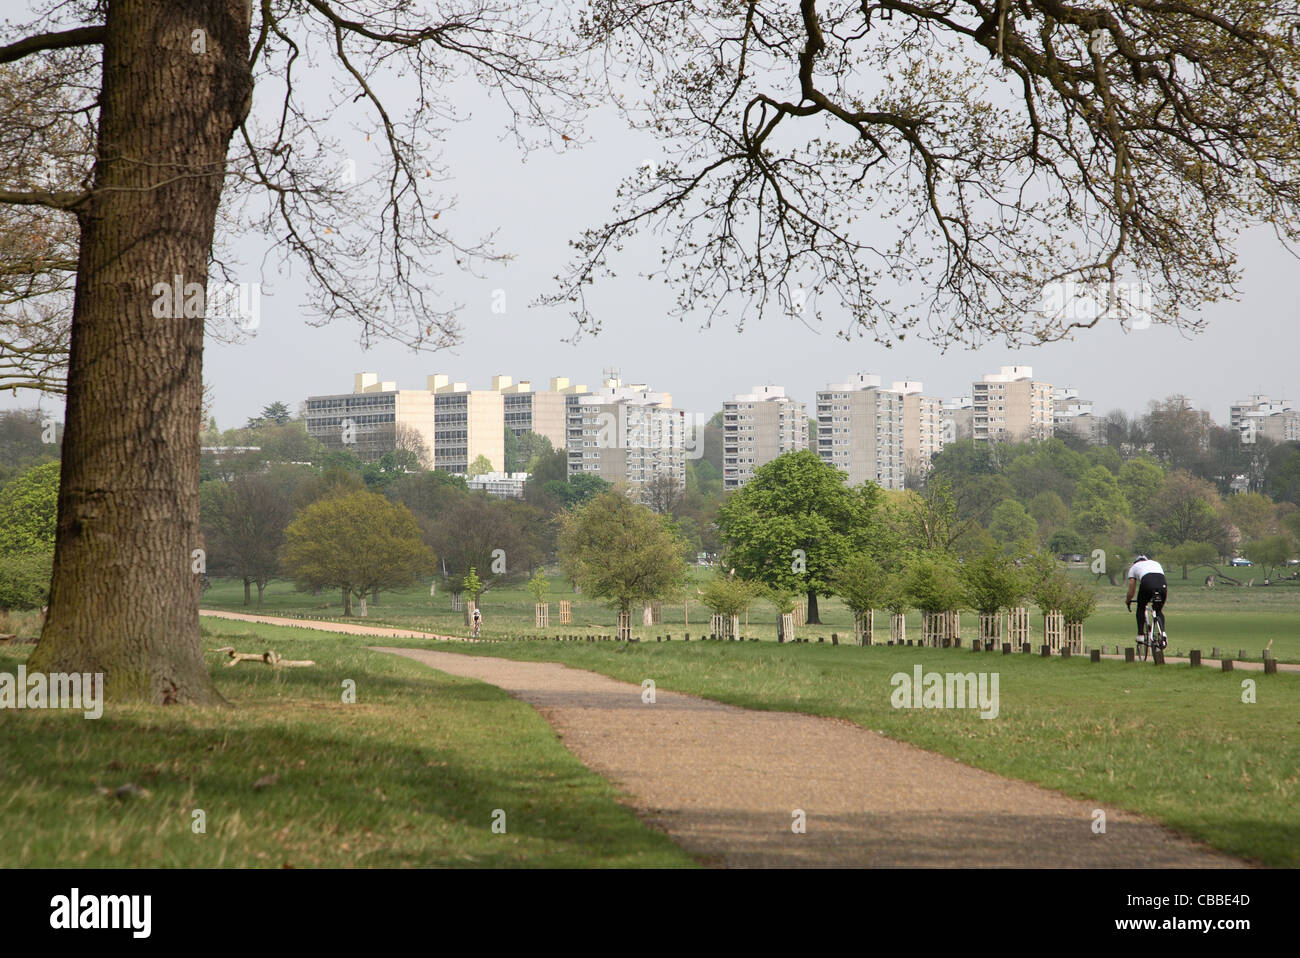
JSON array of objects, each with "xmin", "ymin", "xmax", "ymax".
[{"xmin": 202, "ymin": 609, "xmax": 1250, "ymax": 867}]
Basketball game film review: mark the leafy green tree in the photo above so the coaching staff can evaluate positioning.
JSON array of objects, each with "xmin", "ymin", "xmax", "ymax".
[
  {"xmin": 260, "ymin": 401, "xmax": 292, "ymax": 426},
  {"xmin": 280, "ymin": 491, "xmax": 435, "ymax": 616},
  {"xmin": 557, "ymin": 491, "xmax": 687, "ymax": 618},
  {"xmin": 526, "ymin": 568, "xmax": 549, "ymax": 605},
  {"xmin": 0, "ymin": 549, "xmax": 54, "ymax": 611},
  {"xmin": 1118, "ymin": 458, "xmax": 1165, "ymax": 519},
  {"xmin": 430, "ymin": 494, "xmax": 542, "ymax": 590},
  {"xmin": 1244, "ymin": 535, "xmax": 1296, "ymax": 580},
  {"xmin": 988, "ymin": 499, "xmax": 1037, "ymax": 557},
  {"xmin": 831, "ymin": 553, "xmax": 889, "ymax": 619},
  {"xmin": 1048, "ymin": 529, "xmax": 1086, "ymax": 556},
  {"xmin": 1265, "ymin": 443, "xmax": 1300, "ymax": 506},
  {"xmin": 0, "ymin": 461, "xmax": 59, "ymax": 556},
  {"xmin": 902, "ymin": 555, "xmax": 963, "ymax": 615},
  {"xmin": 462, "ymin": 567, "xmax": 483, "ymax": 604},
  {"xmin": 1027, "ymin": 491, "xmax": 1069, "ymax": 545},
  {"xmin": 1060, "ymin": 581, "xmax": 1098, "ymax": 625},
  {"xmin": 468, "ymin": 455, "xmax": 494, "ymax": 477},
  {"xmin": 1002, "ymin": 439, "xmax": 1089, "ymax": 505},
  {"xmin": 199, "ymin": 469, "xmax": 302, "ymax": 608},
  {"xmin": 959, "ymin": 551, "xmax": 1026, "ymax": 616},
  {"xmin": 715, "ymin": 450, "xmax": 881, "ymax": 624},
  {"xmin": 699, "ymin": 573, "xmax": 761, "ymax": 618},
  {"xmin": 1167, "ymin": 541, "xmax": 1218, "ymax": 580},
  {"xmin": 1224, "ymin": 493, "xmax": 1278, "ymax": 544},
  {"xmin": 1149, "ymin": 471, "xmax": 1225, "ymax": 550},
  {"xmin": 1071, "ymin": 465, "xmax": 1132, "ymax": 543}
]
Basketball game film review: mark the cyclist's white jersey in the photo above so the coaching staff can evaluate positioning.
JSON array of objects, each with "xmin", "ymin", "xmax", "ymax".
[{"xmin": 1127, "ymin": 559, "xmax": 1164, "ymax": 580}]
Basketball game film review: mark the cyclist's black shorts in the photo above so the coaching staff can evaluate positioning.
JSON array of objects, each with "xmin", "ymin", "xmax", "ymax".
[{"xmin": 1137, "ymin": 572, "xmax": 1167, "ymax": 607}]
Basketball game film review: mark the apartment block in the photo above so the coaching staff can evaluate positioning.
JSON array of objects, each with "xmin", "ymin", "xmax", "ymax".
[
  {"xmin": 466, "ymin": 471, "xmax": 530, "ymax": 499},
  {"xmin": 941, "ymin": 396, "xmax": 974, "ymax": 443},
  {"xmin": 1053, "ymin": 387, "xmax": 1103, "ymax": 444},
  {"xmin": 1230, "ymin": 395, "xmax": 1300, "ymax": 444},
  {"xmin": 428, "ymin": 375, "xmax": 504, "ymax": 475},
  {"xmin": 816, "ymin": 374, "xmax": 906, "ymax": 489},
  {"xmin": 566, "ymin": 377, "xmax": 685, "ymax": 491},
  {"xmin": 305, "ymin": 372, "xmax": 435, "ymax": 465},
  {"xmin": 892, "ymin": 381, "xmax": 944, "ymax": 477},
  {"xmin": 492, "ymin": 375, "xmax": 588, "ymax": 452},
  {"xmin": 722, "ymin": 386, "xmax": 808, "ymax": 490},
  {"xmin": 972, "ymin": 366, "xmax": 1054, "ymax": 442}
]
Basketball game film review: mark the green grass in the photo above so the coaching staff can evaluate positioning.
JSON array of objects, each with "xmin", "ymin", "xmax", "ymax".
[
  {"xmin": 203, "ymin": 566, "xmax": 1300, "ymax": 663},
  {"xmin": 401, "ymin": 636, "xmax": 1300, "ymax": 867},
  {"xmin": 0, "ymin": 622, "xmax": 695, "ymax": 868}
]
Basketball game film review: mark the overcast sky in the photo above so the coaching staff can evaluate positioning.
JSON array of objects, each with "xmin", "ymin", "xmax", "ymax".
[{"xmin": 7, "ymin": 8, "xmax": 1297, "ymax": 430}]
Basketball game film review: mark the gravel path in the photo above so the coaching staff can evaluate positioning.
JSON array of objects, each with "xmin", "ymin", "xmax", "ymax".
[
  {"xmin": 201, "ymin": 609, "xmax": 471, "ymax": 641},
  {"xmin": 375, "ymin": 646, "xmax": 1247, "ymax": 868}
]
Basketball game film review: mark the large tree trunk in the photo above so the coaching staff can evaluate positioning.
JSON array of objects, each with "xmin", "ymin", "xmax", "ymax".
[
  {"xmin": 806, "ymin": 589, "xmax": 821, "ymax": 625},
  {"xmin": 28, "ymin": 1, "xmax": 253, "ymax": 705},
  {"xmin": 243, "ymin": 577, "xmax": 252, "ymax": 606},
  {"xmin": 255, "ymin": 580, "xmax": 265, "ymax": 609},
  {"xmin": 342, "ymin": 587, "xmax": 351, "ymax": 616}
]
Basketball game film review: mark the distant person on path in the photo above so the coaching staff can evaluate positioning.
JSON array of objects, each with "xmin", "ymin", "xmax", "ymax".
[
  {"xmin": 471, "ymin": 606, "xmax": 482, "ymax": 638},
  {"xmin": 1125, "ymin": 554, "xmax": 1167, "ymax": 648}
]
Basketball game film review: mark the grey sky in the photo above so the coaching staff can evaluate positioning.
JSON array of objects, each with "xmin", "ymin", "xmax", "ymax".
[{"xmin": 6, "ymin": 11, "xmax": 1297, "ymax": 432}]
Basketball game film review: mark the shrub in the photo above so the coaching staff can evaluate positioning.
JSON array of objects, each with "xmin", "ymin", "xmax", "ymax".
[{"xmin": 0, "ymin": 549, "xmax": 54, "ymax": 611}]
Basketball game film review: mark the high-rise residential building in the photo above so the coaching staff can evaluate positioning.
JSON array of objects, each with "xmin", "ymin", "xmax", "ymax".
[
  {"xmin": 941, "ymin": 396, "xmax": 974, "ymax": 443},
  {"xmin": 566, "ymin": 376, "xmax": 686, "ymax": 491},
  {"xmin": 305, "ymin": 372, "xmax": 435, "ymax": 465},
  {"xmin": 972, "ymin": 366, "xmax": 1054, "ymax": 442},
  {"xmin": 492, "ymin": 375, "xmax": 589, "ymax": 452},
  {"xmin": 722, "ymin": 385, "xmax": 808, "ymax": 490},
  {"xmin": 1230, "ymin": 395, "xmax": 1300, "ymax": 444},
  {"xmin": 1053, "ymin": 387, "xmax": 1103, "ymax": 444},
  {"xmin": 816, "ymin": 374, "xmax": 906, "ymax": 489},
  {"xmin": 891, "ymin": 381, "xmax": 944, "ymax": 478},
  {"xmin": 427, "ymin": 375, "xmax": 504, "ymax": 475}
]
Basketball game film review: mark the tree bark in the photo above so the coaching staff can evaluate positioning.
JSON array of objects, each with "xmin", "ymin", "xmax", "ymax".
[
  {"xmin": 806, "ymin": 589, "xmax": 821, "ymax": 625},
  {"xmin": 243, "ymin": 577, "xmax": 251, "ymax": 606},
  {"xmin": 342, "ymin": 587, "xmax": 351, "ymax": 616},
  {"xmin": 255, "ymin": 580, "xmax": 265, "ymax": 609},
  {"xmin": 29, "ymin": 1, "xmax": 253, "ymax": 705}
]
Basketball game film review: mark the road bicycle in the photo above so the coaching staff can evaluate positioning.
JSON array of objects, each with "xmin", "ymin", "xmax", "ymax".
[{"xmin": 1136, "ymin": 602, "xmax": 1167, "ymax": 661}]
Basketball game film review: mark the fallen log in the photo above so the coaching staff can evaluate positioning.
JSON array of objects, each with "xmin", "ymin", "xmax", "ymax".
[{"xmin": 210, "ymin": 647, "xmax": 315, "ymax": 668}]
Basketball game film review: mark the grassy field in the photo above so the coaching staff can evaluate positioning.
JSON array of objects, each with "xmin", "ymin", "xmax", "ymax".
[
  {"xmin": 202, "ymin": 565, "xmax": 1300, "ymax": 662},
  {"xmin": 0, "ymin": 622, "xmax": 695, "ymax": 868},
  {"xmin": 406, "ymin": 636, "xmax": 1300, "ymax": 867}
]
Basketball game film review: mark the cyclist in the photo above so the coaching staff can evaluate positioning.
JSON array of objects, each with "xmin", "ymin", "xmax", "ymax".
[
  {"xmin": 471, "ymin": 606, "xmax": 482, "ymax": 638},
  {"xmin": 1125, "ymin": 554, "xmax": 1167, "ymax": 650}
]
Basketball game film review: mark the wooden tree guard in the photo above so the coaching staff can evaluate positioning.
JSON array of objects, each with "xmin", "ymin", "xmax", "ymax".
[
  {"xmin": 709, "ymin": 613, "xmax": 724, "ymax": 638},
  {"xmin": 1064, "ymin": 621, "xmax": 1083, "ymax": 652},
  {"xmin": 616, "ymin": 611, "xmax": 632, "ymax": 641},
  {"xmin": 793, "ymin": 600, "xmax": 806, "ymax": 627},
  {"xmin": 450, "ymin": 592, "xmax": 463, "ymax": 612},
  {"xmin": 776, "ymin": 612, "xmax": 795, "ymax": 643},
  {"xmin": 1043, "ymin": 611, "xmax": 1065, "ymax": 652},
  {"xmin": 921, "ymin": 612, "xmax": 941, "ymax": 647},
  {"xmin": 1008, "ymin": 607, "xmax": 1030, "ymax": 646},
  {"xmin": 979, "ymin": 612, "xmax": 1003, "ymax": 646},
  {"xmin": 651, "ymin": 601, "xmax": 662, "ymax": 625},
  {"xmin": 854, "ymin": 610, "xmax": 873, "ymax": 646},
  {"xmin": 464, "ymin": 599, "xmax": 477, "ymax": 626},
  {"xmin": 558, "ymin": 600, "xmax": 571, "ymax": 624},
  {"xmin": 890, "ymin": 613, "xmax": 906, "ymax": 644},
  {"xmin": 945, "ymin": 610, "xmax": 960, "ymax": 644},
  {"xmin": 535, "ymin": 603, "xmax": 549, "ymax": 628},
  {"xmin": 212, "ymin": 647, "xmax": 315, "ymax": 668}
]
